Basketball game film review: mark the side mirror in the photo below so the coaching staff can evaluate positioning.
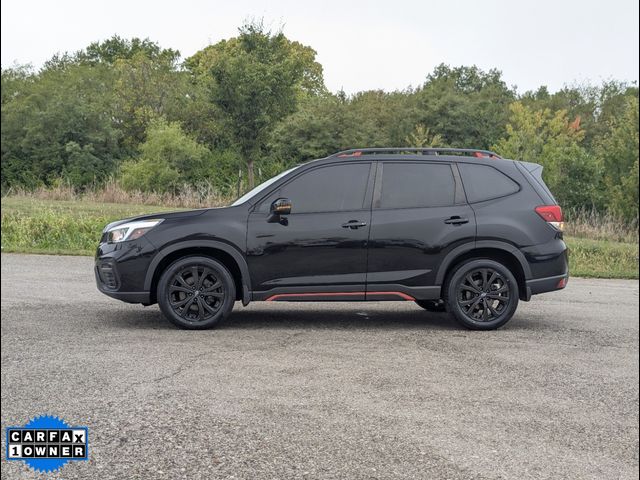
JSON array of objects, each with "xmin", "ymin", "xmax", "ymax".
[{"xmin": 270, "ymin": 198, "xmax": 292, "ymax": 215}]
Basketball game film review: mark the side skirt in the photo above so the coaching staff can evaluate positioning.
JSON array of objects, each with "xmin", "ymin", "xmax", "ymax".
[{"xmin": 252, "ymin": 285, "xmax": 441, "ymax": 302}]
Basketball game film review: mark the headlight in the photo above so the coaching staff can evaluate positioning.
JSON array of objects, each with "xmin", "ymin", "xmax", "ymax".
[{"xmin": 106, "ymin": 219, "xmax": 163, "ymax": 243}]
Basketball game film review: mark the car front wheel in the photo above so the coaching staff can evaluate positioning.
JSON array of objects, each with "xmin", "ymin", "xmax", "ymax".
[
  {"xmin": 445, "ymin": 259, "xmax": 519, "ymax": 330},
  {"xmin": 157, "ymin": 256, "xmax": 236, "ymax": 329}
]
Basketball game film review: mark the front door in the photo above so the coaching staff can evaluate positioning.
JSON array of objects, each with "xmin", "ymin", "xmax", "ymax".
[
  {"xmin": 366, "ymin": 161, "xmax": 476, "ymax": 300},
  {"xmin": 247, "ymin": 162, "xmax": 375, "ymax": 300}
]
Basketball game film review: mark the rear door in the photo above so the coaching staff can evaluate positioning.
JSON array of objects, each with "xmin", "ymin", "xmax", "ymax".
[{"xmin": 366, "ymin": 161, "xmax": 476, "ymax": 299}]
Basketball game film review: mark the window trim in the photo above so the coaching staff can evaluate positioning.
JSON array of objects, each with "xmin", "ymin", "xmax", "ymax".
[
  {"xmin": 372, "ymin": 161, "xmax": 463, "ymax": 211},
  {"xmin": 250, "ymin": 161, "xmax": 375, "ymax": 215},
  {"xmin": 457, "ymin": 162, "xmax": 522, "ymax": 204}
]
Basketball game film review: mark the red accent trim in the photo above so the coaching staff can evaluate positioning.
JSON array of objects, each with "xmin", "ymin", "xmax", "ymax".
[
  {"xmin": 337, "ymin": 151, "xmax": 362, "ymax": 158},
  {"xmin": 366, "ymin": 291, "xmax": 415, "ymax": 300},
  {"xmin": 266, "ymin": 292, "xmax": 363, "ymax": 301},
  {"xmin": 556, "ymin": 277, "xmax": 568, "ymax": 289},
  {"xmin": 265, "ymin": 291, "xmax": 415, "ymax": 301}
]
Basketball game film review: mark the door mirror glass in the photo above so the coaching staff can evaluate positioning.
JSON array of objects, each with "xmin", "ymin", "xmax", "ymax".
[{"xmin": 270, "ymin": 198, "xmax": 292, "ymax": 215}]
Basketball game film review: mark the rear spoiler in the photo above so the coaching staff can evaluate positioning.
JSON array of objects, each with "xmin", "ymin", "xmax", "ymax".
[
  {"xmin": 516, "ymin": 161, "xmax": 557, "ymax": 204},
  {"xmin": 519, "ymin": 161, "xmax": 544, "ymax": 179}
]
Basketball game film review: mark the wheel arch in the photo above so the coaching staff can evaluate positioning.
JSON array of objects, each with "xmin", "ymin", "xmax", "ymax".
[
  {"xmin": 145, "ymin": 240, "xmax": 251, "ymax": 305},
  {"xmin": 436, "ymin": 241, "xmax": 531, "ymax": 301}
]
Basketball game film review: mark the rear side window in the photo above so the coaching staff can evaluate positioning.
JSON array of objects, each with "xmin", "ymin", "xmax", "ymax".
[
  {"xmin": 458, "ymin": 163, "xmax": 520, "ymax": 203},
  {"xmin": 259, "ymin": 163, "xmax": 371, "ymax": 213},
  {"xmin": 379, "ymin": 163, "xmax": 456, "ymax": 209}
]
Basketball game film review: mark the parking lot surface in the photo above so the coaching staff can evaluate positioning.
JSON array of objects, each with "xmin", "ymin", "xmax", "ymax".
[{"xmin": 1, "ymin": 253, "xmax": 638, "ymax": 479}]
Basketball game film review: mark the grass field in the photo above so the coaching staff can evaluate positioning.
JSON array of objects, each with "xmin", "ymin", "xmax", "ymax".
[
  {"xmin": 1, "ymin": 196, "xmax": 638, "ymax": 279},
  {"xmin": 0, "ymin": 197, "xmax": 186, "ymax": 256}
]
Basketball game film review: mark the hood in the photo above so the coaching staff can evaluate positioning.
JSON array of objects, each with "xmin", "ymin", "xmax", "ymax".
[{"xmin": 102, "ymin": 208, "xmax": 209, "ymax": 233}]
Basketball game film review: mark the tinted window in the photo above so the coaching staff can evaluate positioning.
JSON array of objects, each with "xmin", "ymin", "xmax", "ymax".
[
  {"xmin": 379, "ymin": 163, "xmax": 455, "ymax": 209},
  {"xmin": 260, "ymin": 163, "xmax": 371, "ymax": 213},
  {"xmin": 458, "ymin": 163, "xmax": 520, "ymax": 203}
]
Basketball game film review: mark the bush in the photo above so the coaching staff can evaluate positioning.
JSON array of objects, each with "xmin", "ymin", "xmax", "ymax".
[{"xmin": 119, "ymin": 118, "xmax": 213, "ymax": 194}]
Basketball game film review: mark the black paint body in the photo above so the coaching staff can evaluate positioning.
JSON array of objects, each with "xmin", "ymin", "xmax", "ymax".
[{"xmin": 95, "ymin": 153, "xmax": 569, "ymax": 305}]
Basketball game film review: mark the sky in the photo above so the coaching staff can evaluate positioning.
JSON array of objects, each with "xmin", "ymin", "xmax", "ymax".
[{"xmin": 1, "ymin": 0, "xmax": 638, "ymax": 94}]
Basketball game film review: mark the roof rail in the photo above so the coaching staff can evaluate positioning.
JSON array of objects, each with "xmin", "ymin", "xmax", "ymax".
[{"xmin": 332, "ymin": 147, "xmax": 501, "ymax": 159}]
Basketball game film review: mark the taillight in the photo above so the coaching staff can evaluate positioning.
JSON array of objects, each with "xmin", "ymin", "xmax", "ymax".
[{"xmin": 535, "ymin": 205, "xmax": 564, "ymax": 231}]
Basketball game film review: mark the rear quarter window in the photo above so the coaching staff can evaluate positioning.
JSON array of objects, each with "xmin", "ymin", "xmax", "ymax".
[{"xmin": 458, "ymin": 163, "xmax": 520, "ymax": 203}]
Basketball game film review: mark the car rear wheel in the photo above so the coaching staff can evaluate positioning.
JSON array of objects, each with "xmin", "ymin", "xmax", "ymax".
[
  {"xmin": 158, "ymin": 256, "xmax": 235, "ymax": 329},
  {"xmin": 445, "ymin": 259, "xmax": 518, "ymax": 330},
  {"xmin": 415, "ymin": 299, "xmax": 447, "ymax": 312}
]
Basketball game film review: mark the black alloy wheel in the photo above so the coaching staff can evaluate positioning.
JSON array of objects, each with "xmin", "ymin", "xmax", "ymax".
[
  {"xmin": 446, "ymin": 259, "xmax": 518, "ymax": 330},
  {"xmin": 158, "ymin": 256, "xmax": 235, "ymax": 329}
]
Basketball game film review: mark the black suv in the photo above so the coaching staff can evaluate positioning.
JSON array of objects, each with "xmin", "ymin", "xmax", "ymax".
[{"xmin": 95, "ymin": 148, "xmax": 568, "ymax": 330}]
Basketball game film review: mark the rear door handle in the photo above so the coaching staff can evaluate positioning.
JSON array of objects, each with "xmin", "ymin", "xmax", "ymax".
[
  {"xmin": 444, "ymin": 216, "xmax": 469, "ymax": 225},
  {"xmin": 341, "ymin": 220, "xmax": 368, "ymax": 229}
]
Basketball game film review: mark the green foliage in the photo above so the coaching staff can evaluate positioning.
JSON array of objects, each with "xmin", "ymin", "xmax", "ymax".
[
  {"xmin": 405, "ymin": 124, "xmax": 445, "ymax": 148},
  {"xmin": 595, "ymin": 96, "xmax": 639, "ymax": 220},
  {"xmin": 566, "ymin": 236, "xmax": 639, "ymax": 279},
  {"xmin": 119, "ymin": 118, "xmax": 211, "ymax": 193},
  {"xmin": 78, "ymin": 35, "xmax": 181, "ymax": 65},
  {"xmin": 1, "ymin": 197, "xmax": 183, "ymax": 255},
  {"xmin": 186, "ymin": 21, "xmax": 323, "ymax": 187},
  {"xmin": 415, "ymin": 64, "xmax": 515, "ymax": 149},
  {"xmin": 1, "ymin": 62, "xmax": 121, "ymax": 189},
  {"xmin": 0, "ymin": 27, "xmax": 638, "ymax": 220},
  {"xmin": 494, "ymin": 103, "xmax": 604, "ymax": 210}
]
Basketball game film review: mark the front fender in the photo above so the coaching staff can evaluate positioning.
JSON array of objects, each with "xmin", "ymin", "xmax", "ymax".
[{"xmin": 143, "ymin": 240, "xmax": 252, "ymax": 305}]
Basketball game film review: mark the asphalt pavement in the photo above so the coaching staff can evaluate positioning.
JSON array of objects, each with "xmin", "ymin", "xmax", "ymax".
[{"xmin": 1, "ymin": 253, "xmax": 638, "ymax": 479}]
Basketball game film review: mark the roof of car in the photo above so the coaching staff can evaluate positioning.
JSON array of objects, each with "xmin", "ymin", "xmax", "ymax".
[
  {"xmin": 330, "ymin": 147, "xmax": 502, "ymax": 159},
  {"xmin": 299, "ymin": 148, "xmax": 512, "ymax": 168}
]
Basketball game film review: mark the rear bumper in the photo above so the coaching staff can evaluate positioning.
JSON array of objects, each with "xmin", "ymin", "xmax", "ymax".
[
  {"xmin": 525, "ymin": 273, "xmax": 569, "ymax": 299},
  {"xmin": 520, "ymin": 237, "xmax": 569, "ymax": 300}
]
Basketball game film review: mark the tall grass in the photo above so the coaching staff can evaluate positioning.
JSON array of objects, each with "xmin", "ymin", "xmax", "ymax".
[
  {"xmin": 2, "ymin": 180, "xmax": 232, "ymax": 209},
  {"xmin": 564, "ymin": 208, "xmax": 639, "ymax": 244}
]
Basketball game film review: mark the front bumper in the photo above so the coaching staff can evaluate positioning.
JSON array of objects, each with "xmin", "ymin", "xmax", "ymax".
[{"xmin": 95, "ymin": 237, "xmax": 156, "ymax": 305}]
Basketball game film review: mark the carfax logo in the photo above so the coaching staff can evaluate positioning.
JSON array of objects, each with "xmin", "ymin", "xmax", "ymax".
[{"xmin": 5, "ymin": 415, "xmax": 88, "ymax": 473}]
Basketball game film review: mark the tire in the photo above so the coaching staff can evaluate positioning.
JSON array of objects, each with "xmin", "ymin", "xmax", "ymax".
[
  {"xmin": 444, "ymin": 259, "xmax": 519, "ymax": 330},
  {"xmin": 157, "ymin": 256, "xmax": 236, "ymax": 329},
  {"xmin": 415, "ymin": 299, "xmax": 447, "ymax": 312}
]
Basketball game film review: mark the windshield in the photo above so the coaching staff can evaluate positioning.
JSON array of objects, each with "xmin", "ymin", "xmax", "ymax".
[{"xmin": 231, "ymin": 166, "xmax": 300, "ymax": 206}]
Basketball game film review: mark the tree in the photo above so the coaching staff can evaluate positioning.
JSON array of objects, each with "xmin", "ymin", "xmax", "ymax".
[
  {"xmin": 187, "ymin": 21, "xmax": 324, "ymax": 188},
  {"xmin": 1, "ymin": 62, "xmax": 121, "ymax": 188},
  {"xmin": 112, "ymin": 51, "xmax": 189, "ymax": 150},
  {"xmin": 119, "ymin": 118, "xmax": 212, "ymax": 193},
  {"xmin": 494, "ymin": 102, "xmax": 604, "ymax": 210},
  {"xmin": 78, "ymin": 36, "xmax": 180, "ymax": 66},
  {"xmin": 405, "ymin": 124, "xmax": 444, "ymax": 148},
  {"xmin": 595, "ymin": 96, "xmax": 639, "ymax": 220},
  {"xmin": 415, "ymin": 64, "xmax": 515, "ymax": 149}
]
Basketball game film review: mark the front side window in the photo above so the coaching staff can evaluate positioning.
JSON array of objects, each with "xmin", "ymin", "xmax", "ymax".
[
  {"xmin": 378, "ymin": 163, "xmax": 456, "ymax": 209},
  {"xmin": 458, "ymin": 163, "xmax": 520, "ymax": 203},
  {"xmin": 231, "ymin": 166, "xmax": 300, "ymax": 206},
  {"xmin": 259, "ymin": 163, "xmax": 371, "ymax": 214}
]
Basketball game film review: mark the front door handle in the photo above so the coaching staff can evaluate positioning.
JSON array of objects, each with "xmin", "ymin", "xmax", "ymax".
[
  {"xmin": 341, "ymin": 220, "xmax": 368, "ymax": 229},
  {"xmin": 444, "ymin": 216, "xmax": 469, "ymax": 225}
]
